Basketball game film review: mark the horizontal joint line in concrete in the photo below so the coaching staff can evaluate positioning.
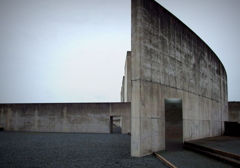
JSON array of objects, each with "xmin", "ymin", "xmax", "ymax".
[
  {"xmin": 132, "ymin": 44, "xmax": 226, "ymax": 82},
  {"xmin": 139, "ymin": 79, "xmax": 225, "ymax": 105},
  {"xmin": 150, "ymin": 117, "xmax": 162, "ymax": 119},
  {"xmin": 132, "ymin": 117, "xmax": 163, "ymax": 119},
  {"xmin": 132, "ymin": 79, "xmax": 141, "ymax": 82},
  {"xmin": 184, "ymin": 119, "xmax": 225, "ymax": 121}
]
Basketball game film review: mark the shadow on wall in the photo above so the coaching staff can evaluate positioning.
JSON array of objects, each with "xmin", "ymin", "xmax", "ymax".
[{"xmin": 165, "ymin": 98, "xmax": 183, "ymax": 151}]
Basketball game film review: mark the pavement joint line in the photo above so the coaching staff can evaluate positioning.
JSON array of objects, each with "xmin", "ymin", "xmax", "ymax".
[{"xmin": 153, "ymin": 152, "xmax": 177, "ymax": 168}]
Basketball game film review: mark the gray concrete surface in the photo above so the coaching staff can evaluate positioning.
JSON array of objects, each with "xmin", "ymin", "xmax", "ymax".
[
  {"xmin": 0, "ymin": 103, "xmax": 131, "ymax": 133},
  {"xmin": 130, "ymin": 0, "xmax": 228, "ymax": 156},
  {"xmin": 0, "ymin": 132, "xmax": 167, "ymax": 168}
]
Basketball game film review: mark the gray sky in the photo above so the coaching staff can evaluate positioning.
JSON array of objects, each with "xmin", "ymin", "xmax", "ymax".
[{"xmin": 0, "ymin": 0, "xmax": 239, "ymax": 103}]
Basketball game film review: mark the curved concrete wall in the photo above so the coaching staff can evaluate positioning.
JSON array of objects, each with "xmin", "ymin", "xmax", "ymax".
[{"xmin": 131, "ymin": 0, "xmax": 228, "ymax": 156}]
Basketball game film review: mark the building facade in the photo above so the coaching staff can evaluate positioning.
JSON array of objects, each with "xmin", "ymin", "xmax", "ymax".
[{"xmin": 125, "ymin": 0, "xmax": 228, "ymax": 157}]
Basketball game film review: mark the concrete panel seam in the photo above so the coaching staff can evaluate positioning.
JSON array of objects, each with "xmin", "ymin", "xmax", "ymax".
[
  {"xmin": 140, "ymin": 79, "xmax": 224, "ymax": 104},
  {"xmin": 132, "ymin": 117, "xmax": 163, "ymax": 119},
  {"xmin": 153, "ymin": 152, "xmax": 177, "ymax": 168},
  {"xmin": 150, "ymin": 117, "xmax": 162, "ymax": 119}
]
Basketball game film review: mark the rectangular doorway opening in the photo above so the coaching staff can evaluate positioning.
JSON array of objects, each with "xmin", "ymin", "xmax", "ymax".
[
  {"xmin": 165, "ymin": 98, "xmax": 183, "ymax": 151},
  {"xmin": 110, "ymin": 116, "xmax": 122, "ymax": 133}
]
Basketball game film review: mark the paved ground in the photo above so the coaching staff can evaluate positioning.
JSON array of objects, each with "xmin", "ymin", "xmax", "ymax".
[
  {"xmin": 188, "ymin": 135, "xmax": 240, "ymax": 155},
  {"xmin": 0, "ymin": 132, "xmax": 167, "ymax": 168},
  {"xmin": 156, "ymin": 150, "xmax": 235, "ymax": 168},
  {"xmin": 156, "ymin": 135, "xmax": 240, "ymax": 168}
]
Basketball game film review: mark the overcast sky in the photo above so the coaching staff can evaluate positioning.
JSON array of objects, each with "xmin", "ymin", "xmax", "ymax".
[{"xmin": 0, "ymin": 0, "xmax": 239, "ymax": 103}]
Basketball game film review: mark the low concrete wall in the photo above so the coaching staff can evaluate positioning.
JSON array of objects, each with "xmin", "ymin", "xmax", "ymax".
[
  {"xmin": 229, "ymin": 102, "xmax": 240, "ymax": 123},
  {"xmin": 0, "ymin": 103, "xmax": 131, "ymax": 133}
]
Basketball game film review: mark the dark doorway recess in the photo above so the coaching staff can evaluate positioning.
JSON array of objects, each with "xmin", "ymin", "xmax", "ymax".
[
  {"xmin": 165, "ymin": 98, "xmax": 183, "ymax": 151},
  {"xmin": 110, "ymin": 116, "xmax": 122, "ymax": 133}
]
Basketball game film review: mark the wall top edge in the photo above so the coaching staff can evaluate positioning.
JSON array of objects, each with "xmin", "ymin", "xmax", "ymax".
[
  {"xmin": 0, "ymin": 102, "xmax": 131, "ymax": 105},
  {"xmin": 131, "ymin": 0, "xmax": 228, "ymax": 77}
]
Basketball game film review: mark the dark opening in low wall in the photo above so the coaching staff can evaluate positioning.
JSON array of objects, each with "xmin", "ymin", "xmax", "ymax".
[{"xmin": 224, "ymin": 121, "xmax": 240, "ymax": 136}]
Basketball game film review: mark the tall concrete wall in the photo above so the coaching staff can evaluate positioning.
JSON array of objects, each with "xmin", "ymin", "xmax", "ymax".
[
  {"xmin": 121, "ymin": 51, "xmax": 132, "ymax": 102},
  {"xmin": 131, "ymin": 0, "xmax": 228, "ymax": 157},
  {"xmin": 0, "ymin": 103, "xmax": 131, "ymax": 133},
  {"xmin": 229, "ymin": 102, "xmax": 240, "ymax": 123},
  {"xmin": 124, "ymin": 51, "xmax": 132, "ymax": 102},
  {"xmin": 121, "ymin": 76, "xmax": 125, "ymax": 102}
]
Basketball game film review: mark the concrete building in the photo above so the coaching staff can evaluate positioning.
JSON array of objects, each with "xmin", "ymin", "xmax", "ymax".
[
  {"xmin": 0, "ymin": 0, "xmax": 230, "ymax": 158},
  {"xmin": 121, "ymin": 0, "xmax": 228, "ymax": 157}
]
